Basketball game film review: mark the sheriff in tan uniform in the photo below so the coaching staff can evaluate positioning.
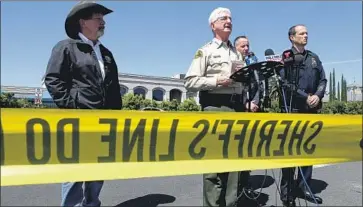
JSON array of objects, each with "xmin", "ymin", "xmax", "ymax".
[
  {"xmin": 184, "ymin": 7, "xmax": 250, "ymax": 207},
  {"xmin": 185, "ymin": 38, "xmax": 245, "ymax": 95}
]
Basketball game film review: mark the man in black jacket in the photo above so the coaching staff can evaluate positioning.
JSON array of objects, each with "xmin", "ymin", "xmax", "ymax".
[
  {"xmin": 279, "ymin": 24, "xmax": 326, "ymax": 207},
  {"xmin": 44, "ymin": 1, "xmax": 122, "ymax": 206}
]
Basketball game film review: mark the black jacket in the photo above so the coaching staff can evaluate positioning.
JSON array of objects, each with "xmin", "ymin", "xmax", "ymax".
[
  {"xmin": 44, "ymin": 37, "xmax": 122, "ymax": 109},
  {"xmin": 279, "ymin": 47, "xmax": 327, "ymax": 112}
]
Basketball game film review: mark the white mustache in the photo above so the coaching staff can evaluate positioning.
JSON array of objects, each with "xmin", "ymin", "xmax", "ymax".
[{"xmin": 97, "ymin": 30, "xmax": 104, "ymax": 38}]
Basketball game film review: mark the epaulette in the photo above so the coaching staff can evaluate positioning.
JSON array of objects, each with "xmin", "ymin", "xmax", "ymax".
[
  {"xmin": 200, "ymin": 41, "xmax": 213, "ymax": 50},
  {"xmin": 306, "ymin": 49, "xmax": 318, "ymax": 58}
]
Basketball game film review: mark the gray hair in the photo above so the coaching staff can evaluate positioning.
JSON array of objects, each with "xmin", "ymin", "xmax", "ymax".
[{"xmin": 208, "ymin": 7, "xmax": 231, "ymax": 25}]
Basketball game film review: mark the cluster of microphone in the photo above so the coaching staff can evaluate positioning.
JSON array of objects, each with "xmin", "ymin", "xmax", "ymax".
[
  {"xmin": 244, "ymin": 48, "xmax": 279, "ymax": 64},
  {"xmin": 246, "ymin": 48, "xmax": 305, "ymax": 64},
  {"xmin": 243, "ymin": 49, "xmax": 278, "ymax": 110},
  {"xmin": 243, "ymin": 48, "xmax": 305, "ymax": 84},
  {"xmin": 280, "ymin": 49, "xmax": 309, "ymax": 99},
  {"xmin": 241, "ymin": 48, "xmax": 308, "ymax": 111}
]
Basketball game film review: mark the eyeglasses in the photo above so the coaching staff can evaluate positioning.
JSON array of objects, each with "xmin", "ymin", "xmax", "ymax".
[{"xmin": 216, "ymin": 16, "xmax": 232, "ymax": 22}]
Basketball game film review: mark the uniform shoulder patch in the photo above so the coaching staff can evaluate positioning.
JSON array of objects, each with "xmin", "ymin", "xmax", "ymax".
[
  {"xmin": 311, "ymin": 57, "xmax": 318, "ymax": 68},
  {"xmin": 194, "ymin": 50, "xmax": 203, "ymax": 59},
  {"xmin": 193, "ymin": 41, "xmax": 211, "ymax": 59}
]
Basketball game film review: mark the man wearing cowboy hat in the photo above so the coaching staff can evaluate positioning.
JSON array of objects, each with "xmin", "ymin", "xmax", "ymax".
[{"xmin": 44, "ymin": 1, "xmax": 122, "ymax": 206}]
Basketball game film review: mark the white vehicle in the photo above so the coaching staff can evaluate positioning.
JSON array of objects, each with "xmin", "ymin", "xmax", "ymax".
[{"xmin": 140, "ymin": 107, "xmax": 164, "ymax": 111}]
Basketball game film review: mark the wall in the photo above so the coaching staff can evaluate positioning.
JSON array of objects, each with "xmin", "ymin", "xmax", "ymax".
[{"xmin": 118, "ymin": 73, "xmax": 188, "ymax": 102}]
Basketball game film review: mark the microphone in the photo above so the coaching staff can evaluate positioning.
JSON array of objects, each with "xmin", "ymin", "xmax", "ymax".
[
  {"xmin": 265, "ymin": 48, "xmax": 282, "ymax": 62},
  {"xmin": 281, "ymin": 49, "xmax": 295, "ymax": 87},
  {"xmin": 244, "ymin": 52, "xmax": 260, "ymax": 83},
  {"xmin": 294, "ymin": 53, "xmax": 304, "ymax": 65},
  {"xmin": 263, "ymin": 48, "xmax": 282, "ymax": 81},
  {"xmin": 282, "ymin": 50, "xmax": 305, "ymax": 81},
  {"xmin": 281, "ymin": 49, "xmax": 309, "ymax": 98},
  {"xmin": 245, "ymin": 52, "xmax": 259, "ymax": 81},
  {"xmin": 265, "ymin": 49, "xmax": 274, "ymax": 56},
  {"xmin": 245, "ymin": 52, "xmax": 258, "ymax": 65},
  {"xmin": 244, "ymin": 52, "xmax": 260, "ymax": 110},
  {"xmin": 282, "ymin": 49, "xmax": 294, "ymax": 65}
]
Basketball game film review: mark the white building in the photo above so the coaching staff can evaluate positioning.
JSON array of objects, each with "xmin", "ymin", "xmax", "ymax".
[
  {"xmin": 3, "ymin": 72, "xmax": 361, "ymax": 105},
  {"xmin": 347, "ymin": 82, "xmax": 363, "ymax": 102},
  {"xmin": 39, "ymin": 73, "xmax": 198, "ymax": 103}
]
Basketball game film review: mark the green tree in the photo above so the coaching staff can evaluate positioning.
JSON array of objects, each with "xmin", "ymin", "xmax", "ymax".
[
  {"xmin": 168, "ymin": 99, "xmax": 179, "ymax": 111},
  {"xmin": 178, "ymin": 98, "xmax": 200, "ymax": 111},
  {"xmin": 140, "ymin": 98, "xmax": 161, "ymax": 109},
  {"xmin": 122, "ymin": 93, "xmax": 144, "ymax": 110},
  {"xmin": 0, "ymin": 93, "xmax": 34, "ymax": 108},
  {"xmin": 340, "ymin": 75, "xmax": 344, "ymax": 102},
  {"xmin": 332, "ymin": 68, "xmax": 336, "ymax": 100},
  {"xmin": 121, "ymin": 93, "xmax": 203, "ymax": 111},
  {"xmin": 346, "ymin": 101, "xmax": 362, "ymax": 114},
  {"xmin": 159, "ymin": 99, "xmax": 179, "ymax": 111},
  {"xmin": 337, "ymin": 81, "xmax": 340, "ymax": 101},
  {"xmin": 149, "ymin": 99, "xmax": 160, "ymax": 108},
  {"xmin": 329, "ymin": 72, "xmax": 333, "ymax": 102},
  {"xmin": 341, "ymin": 77, "xmax": 347, "ymax": 102},
  {"xmin": 321, "ymin": 101, "xmax": 346, "ymax": 114}
]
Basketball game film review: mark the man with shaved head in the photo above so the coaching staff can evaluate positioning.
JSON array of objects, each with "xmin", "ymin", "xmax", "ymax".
[{"xmin": 184, "ymin": 7, "xmax": 251, "ymax": 207}]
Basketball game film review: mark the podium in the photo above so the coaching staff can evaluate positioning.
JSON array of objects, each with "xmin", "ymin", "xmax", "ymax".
[
  {"xmin": 229, "ymin": 61, "xmax": 284, "ymax": 112},
  {"xmin": 229, "ymin": 61, "xmax": 283, "ymax": 84}
]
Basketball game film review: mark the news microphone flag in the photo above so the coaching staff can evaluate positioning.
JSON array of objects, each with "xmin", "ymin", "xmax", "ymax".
[{"xmin": 264, "ymin": 48, "xmax": 282, "ymax": 62}]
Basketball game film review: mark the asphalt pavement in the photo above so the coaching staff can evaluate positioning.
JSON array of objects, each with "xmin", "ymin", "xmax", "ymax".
[{"xmin": 1, "ymin": 161, "xmax": 362, "ymax": 206}]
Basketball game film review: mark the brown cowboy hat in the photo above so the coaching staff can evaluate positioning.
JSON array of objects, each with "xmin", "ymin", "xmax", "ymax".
[{"xmin": 65, "ymin": 1, "xmax": 113, "ymax": 39}]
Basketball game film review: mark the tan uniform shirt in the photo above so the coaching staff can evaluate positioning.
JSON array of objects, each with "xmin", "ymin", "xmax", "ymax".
[{"xmin": 184, "ymin": 38, "xmax": 245, "ymax": 94}]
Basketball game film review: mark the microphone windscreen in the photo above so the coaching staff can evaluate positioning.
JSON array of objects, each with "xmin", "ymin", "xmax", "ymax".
[
  {"xmin": 282, "ymin": 49, "xmax": 294, "ymax": 64},
  {"xmin": 264, "ymin": 49, "xmax": 275, "ymax": 56},
  {"xmin": 246, "ymin": 52, "xmax": 258, "ymax": 65},
  {"xmin": 248, "ymin": 52, "xmax": 255, "ymax": 57},
  {"xmin": 294, "ymin": 54, "xmax": 304, "ymax": 64}
]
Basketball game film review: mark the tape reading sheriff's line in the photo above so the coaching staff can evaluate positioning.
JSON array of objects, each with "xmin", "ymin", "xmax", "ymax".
[{"xmin": 0, "ymin": 108, "xmax": 361, "ymax": 186}]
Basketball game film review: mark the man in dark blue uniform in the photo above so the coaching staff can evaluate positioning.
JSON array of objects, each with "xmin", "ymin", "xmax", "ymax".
[{"xmin": 278, "ymin": 24, "xmax": 327, "ymax": 207}]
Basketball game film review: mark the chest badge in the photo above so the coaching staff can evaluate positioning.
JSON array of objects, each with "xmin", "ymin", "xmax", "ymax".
[
  {"xmin": 104, "ymin": 56, "xmax": 112, "ymax": 64},
  {"xmin": 311, "ymin": 57, "xmax": 317, "ymax": 68}
]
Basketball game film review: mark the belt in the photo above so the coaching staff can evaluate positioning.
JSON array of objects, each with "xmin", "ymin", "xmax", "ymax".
[{"xmin": 199, "ymin": 91, "xmax": 244, "ymax": 105}]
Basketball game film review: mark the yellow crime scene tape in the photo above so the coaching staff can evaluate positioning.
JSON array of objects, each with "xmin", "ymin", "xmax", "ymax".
[{"xmin": 1, "ymin": 108, "xmax": 361, "ymax": 186}]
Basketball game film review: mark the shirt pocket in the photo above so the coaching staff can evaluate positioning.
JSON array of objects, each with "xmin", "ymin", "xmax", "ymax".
[
  {"xmin": 209, "ymin": 54, "xmax": 222, "ymax": 65},
  {"xmin": 208, "ymin": 54, "xmax": 229, "ymax": 70}
]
